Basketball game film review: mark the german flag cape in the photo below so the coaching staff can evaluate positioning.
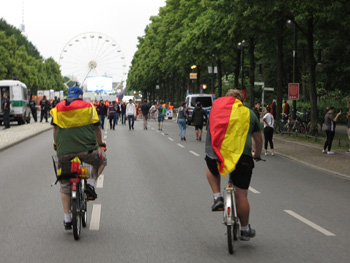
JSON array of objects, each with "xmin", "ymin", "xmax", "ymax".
[
  {"xmin": 209, "ymin": 97, "xmax": 250, "ymax": 175},
  {"xmin": 50, "ymin": 100, "xmax": 99, "ymax": 128}
]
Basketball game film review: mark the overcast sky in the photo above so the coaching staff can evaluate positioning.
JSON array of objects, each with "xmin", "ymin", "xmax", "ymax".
[{"xmin": 0, "ymin": 0, "xmax": 166, "ymax": 79}]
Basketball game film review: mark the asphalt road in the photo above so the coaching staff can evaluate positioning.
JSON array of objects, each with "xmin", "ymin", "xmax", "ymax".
[{"xmin": 0, "ymin": 119, "xmax": 349, "ymax": 263}]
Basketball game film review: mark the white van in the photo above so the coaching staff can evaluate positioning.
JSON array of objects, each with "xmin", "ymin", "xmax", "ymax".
[
  {"xmin": 0, "ymin": 80, "xmax": 31, "ymax": 125},
  {"xmin": 185, "ymin": 94, "xmax": 213, "ymax": 124}
]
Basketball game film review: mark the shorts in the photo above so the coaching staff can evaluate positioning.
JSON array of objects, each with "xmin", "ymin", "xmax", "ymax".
[
  {"xmin": 58, "ymin": 148, "xmax": 107, "ymax": 194},
  {"xmin": 158, "ymin": 115, "xmax": 164, "ymax": 122},
  {"xmin": 205, "ymin": 154, "xmax": 254, "ymax": 190},
  {"xmin": 195, "ymin": 124, "xmax": 203, "ymax": 130}
]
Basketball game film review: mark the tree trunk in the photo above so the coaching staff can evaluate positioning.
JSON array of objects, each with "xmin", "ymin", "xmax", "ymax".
[
  {"xmin": 306, "ymin": 15, "xmax": 318, "ymax": 135},
  {"xmin": 248, "ymin": 37, "xmax": 255, "ymax": 108},
  {"xmin": 276, "ymin": 18, "xmax": 285, "ymax": 124}
]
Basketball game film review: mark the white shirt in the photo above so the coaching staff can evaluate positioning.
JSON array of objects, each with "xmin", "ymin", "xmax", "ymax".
[
  {"xmin": 126, "ymin": 103, "xmax": 136, "ymax": 116},
  {"xmin": 263, "ymin": 112, "xmax": 274, "ymax": 128}
]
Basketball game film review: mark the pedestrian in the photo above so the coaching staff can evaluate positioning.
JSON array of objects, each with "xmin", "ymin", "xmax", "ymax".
[
  {"xmin": 52, "ymin": 96, "xmax": 59, "ymax": 108},
  {"xmin": 40, "ymin": 95, "xmax": 49, "ymax": 122},
  {"xmin": 191, "ymin": 101, "xmax": 207, "ymax": 141},
  {"xmin": 126, "ymin": 99, "xmax": 136, "ymax": 130},
  {"xmin": 140, "ymin": 99, "xmax": 151, "ymax": 130},
  {"xmin": 282, "ymin": 100, "xmax": 290, "ymax": 116},
  {"xmin": 177, "ymin": 102, "xmax": 188, "ymax": 141},
  {"xmin": 157, "ymin": 103, "xmax": 166, "ymax": 131},
  {"xmin": 96, "ymin": 99, "xmax": 107, "ymax": 129},
  {"xmin": 270, "ymin": 99, "xmax": 276, "ymax": 120},
  {"xmin": 252, "ymin": 101, "xmax": 260, "ymax": 120},
  {"xmin": 115, "ymin": 101, "xmax": 121, "ymax": 125},
  {"xmin": 263, "ymin": 106, "xmax": 275, "ymax": 156},
  {"xmin": 323, "ymin": 106, "xmax": 341, "ymax": 154},
  {"xmin": 29, "ymin": 97, "xmax": 37, "ymax": 122},
  {"xmin": 107, "ymin": 101, "xmax": 117, "ymax": 130},
  {"xmin": 50, "ymin": 85, "xmax": 106, "ymax": 230},
  {"xmin": 205, "ymin": 89, "xmax": 262, "ymax": 241},
  {"xmin": 347, "ymin": 101, "xmax": 350, "ymax": 153},
  {"xmin": 121, "ymin": 102, "xmax": 127, "ymax": 125},
  {"xmin": 1, "ymin": 92, "xmax": 10, "ymax": 129}
]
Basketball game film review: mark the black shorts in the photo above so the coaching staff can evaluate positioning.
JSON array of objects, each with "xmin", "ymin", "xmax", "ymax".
[
  {"xmin": 205, "ymin": 154, "xmax": 254, "ymax": 190},
  {"xmin": 195, "ymin": 124, "xmax": 203, "ymax": 130}
]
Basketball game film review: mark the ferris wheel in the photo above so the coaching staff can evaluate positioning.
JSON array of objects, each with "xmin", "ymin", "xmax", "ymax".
[{"xmin": 59, "ymin": 32, "xmax": 127, "ymax": 88}]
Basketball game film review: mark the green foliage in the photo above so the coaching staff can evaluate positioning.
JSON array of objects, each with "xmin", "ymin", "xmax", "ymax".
[{"xmin": 0, "ymin": 19, "xmax": 64, "ymax": 95}]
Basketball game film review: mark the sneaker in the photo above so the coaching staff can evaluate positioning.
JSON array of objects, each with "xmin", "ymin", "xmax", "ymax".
[
  {"xmin": 64, "ymin": 221, "xmax": 72, "ymax": 230},
  {"xmin": 183, "ymin": 137, "xmax": 186, "ymax": 141},
  {"xmin": 327, "ymin": 151, "xmax": 334, "ymax": 155},
  {"xmin": 264, "ymin": 152, "xmax": 268, "ymax": 156},
  {"xmin": 346, "ymin": 150, "xmax": 350, "ymax": 154},
  {"xmin": 211, "ymin": 197, "xmax": 224, "ymax": 212},
  {"xmin": 199, "ymin": 136, "xmax": 201, "ymax": 141},
  {"xmin": 85, "ymin": 184, "xmax": 97, "ymax": 200},
  {"xmin": 322, "ymin": 149, "xmax": 326, "ymax": 153},
  {"xmin": 271, "ymin": 152, "xmax": 275, "ymax": 156},
  {"xmin": 240, "ymin": 224, "xmax": 256, "ymax": 241},
  {"xmin": 181, "ymin": 137, "xmax": 183, "ymax": 141}
]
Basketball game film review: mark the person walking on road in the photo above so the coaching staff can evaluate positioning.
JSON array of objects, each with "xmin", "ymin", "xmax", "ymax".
[
  {"xmin": 205, "ymin": 89, "xmax": 262, "ymax": 241},
  {"xmin": 263, "ymin": 106, "xmax": 275, "ymax": 156},
  {"xmin": 177, "ymin": 102, "xmax": 188, "ymax": 141},
  {"xmin": 346, "ymin": 101, "xmax": 350, "ymax": 153},
  {"xmin": 121, "ymin": 102, "xmax": 127, "ymax": 125},
  {"xmin": 40, "ymin": 95, "xmax": 49, "ymax": 122},
  {"xmin": 323, "ymin": 106, "xmax": 341, "ymax": 154},
  {"xmin": 96, "ymin": 99, "xmax": 108, "ymax": 130},
  {"xmin": 191, "ymin": 101, "xmax": 207, "ymax": 141},
  {"xmin": 126, "ymin": 99, "xmax": 136, "ymax": 130},
  {"xmin": 2, "ymin": 92, "xmax": 10, "ymax": 129},
  {"xmin": 157, "ymin": 103, "xmax": 166, "ymax": 131},
  {"xmin": 140, "ymin": 99, "xmax": 151, "ymax": 130},
  {"xmin": 50, "ymin": 85, "xmax": 106, "ymax": 230},
  {"xmin": 107, "ymin": 101, "xmax": 117, "ymax": 130}
]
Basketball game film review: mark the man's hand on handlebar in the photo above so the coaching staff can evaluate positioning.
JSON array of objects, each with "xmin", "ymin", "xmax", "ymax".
[{"xmin": 99, "ymin": 141, "xmax": 107, "ymax": 152}]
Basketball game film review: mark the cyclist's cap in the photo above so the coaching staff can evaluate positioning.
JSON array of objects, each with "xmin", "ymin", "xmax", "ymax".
[{"xmin": 67, "ymin": 86, "xmax": 83, "ymax": 98}]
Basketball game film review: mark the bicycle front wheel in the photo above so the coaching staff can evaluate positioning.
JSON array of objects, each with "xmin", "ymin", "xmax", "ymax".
[
  {"xmin": 72, "ymin": 190, "xmax": 82, "ymax": 240},
  {"xmin": 81, "ymin": 181, "xmax": 88, "ymax": 228},
  {"xmin": 227, "ymin": 225, "xmax": 234, "ymax": 254}
]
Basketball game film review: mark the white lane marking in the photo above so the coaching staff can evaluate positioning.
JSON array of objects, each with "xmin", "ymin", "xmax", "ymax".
[
  {"xmin": 89, "ymin": 204, "xmax": 101, "ymax": 231},
  {"xmin": 151, "ymin": 127, "xmax": 155, "ymax": 130},
  {"xmin": 96, "ymin": 174, "xmax": 104, "ymax": 188},
  {"xmin": 190, "ymin": 151, "xmax": 200, "ymax": 157},
  {"xmin": 177, "ymin": 143, "xmax": 185, "ymax": 148},
  {"xmin": 249, "ymin": 186, "xmax": 260, "ymax": 194},
  {"xmin": 168, "ymin": 138, "xmax": 174, "ymax": 141},
  {"xmin": 104, "ymin": 131, "xmax": 107, "ymax": 134},
  {"xmin": 104, "ymin": 135, "xmax": 107, "ymax": 139},
  {"xmin": 284, "ymin": 210, "xmax": 335, "ymax": 236},
  {"xmin": 156, "ymin": 130, "xmax": 160, "ymax": 133}
]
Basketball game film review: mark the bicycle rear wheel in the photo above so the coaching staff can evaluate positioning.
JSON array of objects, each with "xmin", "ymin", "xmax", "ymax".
[
  {"xmin": 81, "ymin": 181, "xmax": 88, "ymax": 228},
  {"xmin": 72, "ymin": 187, "xmax": 82, "ymax": 240},
  {"xmin": 224, "ymin": 192, "xmax": 235, "ymax": 254}
]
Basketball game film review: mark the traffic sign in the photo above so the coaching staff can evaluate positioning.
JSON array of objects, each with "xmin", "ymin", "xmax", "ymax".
[
  {"xmin": 288, "ymin": 83, "xmax": 299, "ymax": 100},
  {"xmin": 190, "ymin": 73, "xmax": 197, "ymax": 79},
  {"xmin": 254, "ymin": 82, "xmax": 264, "ymax": 86}
]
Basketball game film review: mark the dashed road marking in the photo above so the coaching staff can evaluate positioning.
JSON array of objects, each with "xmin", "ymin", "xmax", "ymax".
[
  {"xmin": 168, "ymin": 138, "xmax": 174, "ymax": 141},
  {"xmin": 104, "ymin": 135, "xmax": 107, "ymax": 139},
  {"xmin": 190, "ymin": 151, "xmax": 200, "ymax": 157},
  {"xmin": 89, "ymin": 204, "xmax": 101, "ymax": 231},
  {"xmin": 249, "ymin": 186, "xmax": 260, "ymax": 194},
  {"xmin": 284, "ymin": 210, "xmax": 335, "ymax": 236},
  {"xmin": 177, "ymin": 143, "xmax": 185, "ymax": 148},
  {"xmin": 96, "ymin": 174, "xmax": 104, "ymax": 188}
]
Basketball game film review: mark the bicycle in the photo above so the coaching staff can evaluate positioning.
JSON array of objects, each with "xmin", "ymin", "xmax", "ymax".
[
  {"xmin": 223, "ymin": 158, "xmax": 265, "ymax": 254},
  {"xmin": 52, "ymin": 156, "xmax": 91, "ymax": 240}
]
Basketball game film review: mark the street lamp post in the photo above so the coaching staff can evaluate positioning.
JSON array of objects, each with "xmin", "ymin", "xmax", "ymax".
[
  {"xmin": 287, "ymin": 20, "xmax": 297, "ymax": 120},
  {"xmin": 237, "ymin": 40, "xmax": 248, "ymax": 90}
]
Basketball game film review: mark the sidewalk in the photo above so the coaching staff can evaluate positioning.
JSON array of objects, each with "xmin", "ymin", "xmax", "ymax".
[
  {"xmin": 0, "ymin": 122, "xmax": 52, "ymax": 152},
  {"xmin": 1, "ymin": 121, "xmax": 349, "ymax": 178},
  {"xmin": 274, "ymin": 134, "xmax": 350, "ymax": 178}
]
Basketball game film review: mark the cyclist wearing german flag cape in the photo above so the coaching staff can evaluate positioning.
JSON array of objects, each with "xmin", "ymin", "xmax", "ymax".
[
  {"xmin": 205, "ymin": 89, "xmax": 262, "ymax": 241},
  {"xmin": 50, "ymin": 85, "xmax": 107, "ymax": 231}
]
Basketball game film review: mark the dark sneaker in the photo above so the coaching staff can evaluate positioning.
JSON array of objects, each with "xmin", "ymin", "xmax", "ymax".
[
  {"xmin": 211, "ymin": 197, "xmax": 224, "ymax": 212},
  {"xmin": 85, "ymin": 184, "xmax": 97, "ymax": 200},
  {"xmin": 199, "ymin": 136, "xmax": 201, "ymax": 141},
  {"xmin": 183, "ymin": 137, "xmax": 186, "ymax": 141},
  {"xmin": 240, "ymin": 224, "xmax": 256, "ymax": 241},
  {"xmin": 64, "ymin": 221, "xmax": 72, "ymax": 230}
]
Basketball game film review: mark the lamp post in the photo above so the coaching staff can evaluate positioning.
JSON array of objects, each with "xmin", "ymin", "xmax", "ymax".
[{"xmin": 237, "ymin": 40, "xmax": 248, "ymax": 90}]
